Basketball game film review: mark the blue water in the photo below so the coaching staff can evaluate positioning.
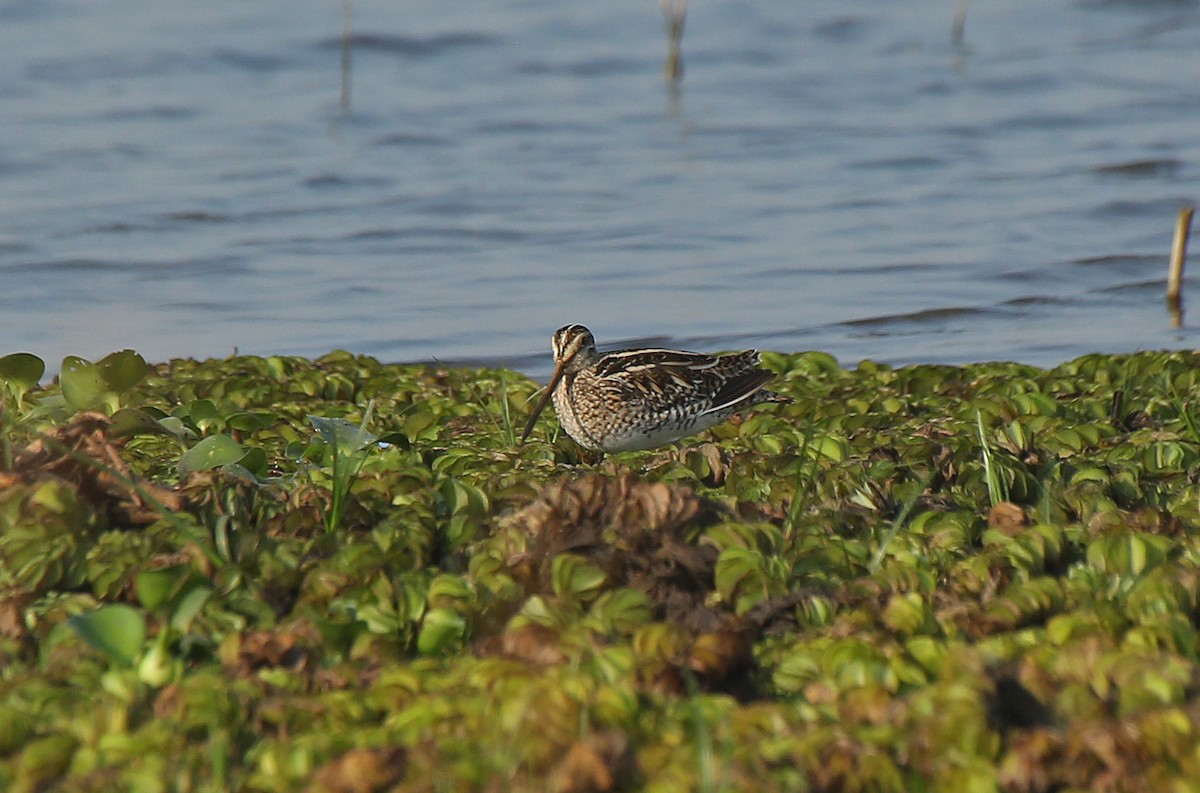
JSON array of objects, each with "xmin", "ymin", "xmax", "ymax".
[{"xmin": 2, "ymin": 0, "xmax": 1199, "ymax": 376}]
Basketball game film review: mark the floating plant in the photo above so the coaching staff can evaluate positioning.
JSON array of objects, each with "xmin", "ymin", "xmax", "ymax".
[{"xmin": 0, "ymin": 348, "xmax": 1199, "ymax": 791}]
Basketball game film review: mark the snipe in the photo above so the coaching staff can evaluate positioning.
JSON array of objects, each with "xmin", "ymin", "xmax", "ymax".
[{"xmin": 520, "ymin": 324, "xmax": 785, "ymax": 453}]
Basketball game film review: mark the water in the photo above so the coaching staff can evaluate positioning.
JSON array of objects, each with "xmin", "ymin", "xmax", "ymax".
[{"xmin": 2, "ymin": 0, "xmax": 1199, "ymax": 378}]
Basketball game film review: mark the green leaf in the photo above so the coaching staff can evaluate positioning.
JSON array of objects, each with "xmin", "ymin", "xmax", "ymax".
[
  {"xmin": 184, "ymin": 399, "xmax": 222, "ymax": 432},
  {"xmin": 178, "ymin": 434, "xmax": 246, "ymax": 475},
  {"xmin": 170, "ymin": 586, "xmax": 212, "ymax": 631},
  {"xmin": 714, "ymin": 547, "xmax": 770, "ymax": 613},
  {"xmin": 811, "ymin": 436, "xmax": 849, "ymax": 460},
  {"xmin": 438, "ymin": 478, "xmax": 489, "ymax": 517},
  {"xmin": 587, "ymin": 588, "xmax": 653, "ymax": 633},
  {"xmin": 97, "ymin": 349, "xmax": 147, "ymax": 392},
  {"xmin": 69, "ymin": 605, "xmax": 147, "ymax": 667},
  {"xmin": 427, "ymin": 574, "xmax": 473, "ymax": 609},
  {"xmin": 59, "ymin": 356, "xmax": 107, "ymax": 411},
  {"xmin": 308, "ymin": 415, "xmax": 378, "ymax": 455},
  {"xmin": 137, "ymin": 637, "xmax": 179, "ymax": 687},
  {"xmin": 155, "ymin": 416, "xmax": 193, "ymax": 439},
  {"xmin": 226, "ymin": 412, "xmax": 270, "ymax": 432},
  {"xmin": 417, "ymin": 607, "xmax": 467, "ymax": 655},
  {"xmin": 134, "ymin": 568, "xmax": 179, "ymax": 611},
  {"xmin": 238, "ymin": 446, "xmax": 269, "ymax": 477},
  {"xmin": 401, "ymin": 409, "xmax": 437, "ymax": 442},
  {"xmin": 0, "ymin": 704, "xmax": 35, "ymax": 754},
  {"xmin": 0, "ymin": 352, "xmax": 45, "ymax": 391},
  {"xmin": 109, "ymin": 408, "xmax": 174, "ymax": 438},
  {"xmin": 551, "ymin": 554, "xmax": 608, "ymax": 600}
]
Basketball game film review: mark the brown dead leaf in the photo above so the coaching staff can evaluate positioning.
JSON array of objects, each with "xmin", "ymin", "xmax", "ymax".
[
  {"xmin": 0, "ymin": 593, "xmax": 32, "ymax": 641},
  {"xmin": 682, "ymin": 443, "xmax": 728, "ymax": 487},
  {"xmin": 11, "ymin": 411, "xmax": 182, "ymax": 525},
  {"xmin": 153, "ymin": 683, "xmax": 182, "ymax": 720},
  {"xmin": 549, "ymin": 732, "xmax": 631, "ymax": 793},
  {"xmin": 1082, "ymin": 506, "xmax": 1184, "ymax": 540},
  {"xmin": 506, "ymin": 472, "xmax": 723, "ymax": 628},
  {"xmin": 998, "ymin": 726, "xmax": 1066, "ymax": 793},
  {"xmin": 499, "ymin": 472, "xmax": 772, "ymax": 698},
  {"xmin": 510, "ymin": 472, "xmax": 705, "ymax": 543},
  {"xmin": 306, "ymin": 747, "xmax": 406, "ymax": 793},
  {"xmin": 1129, "ymin": 507, "xmax": 1185, "ymax": 537},
  {"xmin": 686, "ymin": 621, "xmax": 755, "ymax": 685},
  {"xmin": 477, "ymin": 623, "xmax": 569, "ymax": 667},
  {"xmin": 802, "ymin": 681, "xmax": 839, "ymax": 706},
  {"xmin": 221, "ymin": 625, "xmax": 319, "ymax": 676},
  {"xmin": 988, "ymin": 501, "xmax": 1026, "ymax": 536}
]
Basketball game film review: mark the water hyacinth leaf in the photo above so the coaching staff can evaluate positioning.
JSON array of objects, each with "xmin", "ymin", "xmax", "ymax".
[
  {"xmin": 97, "ymin": 349, "xmax": 148, "ymax": 392},
  {"xmin": 0, "ymin": 704, "xmax": 35, "ymax": 754},
  {"xmin": 427, "ymin": 574, "xmax": 473, "ymax": 609},
  {"xmin": 60, "ymin": 356, "xmax": 108, "ymax": 411},
  {"xmin": 69, "ymin": 605, "xmax": 147, "ymax": 667},
  {"xmin": 904, "ymin": 636, "xmax": 949, "ymax": 676},
  {"xmin": 170, "ymin": 585, "xmax": 213, "ymax": 631},
  {"xmin": 178, "ymin": 434, "xmax": 246, "ymax": 475},
  {"xmin": 772, "ymin": 649, "xmax": 821, "ymax": 694},
  {"xmin": 798, "ymin": 595, "xmax": 835, "ymax": 627},
  {"xmin": 137, "ymin": 637, "xmax": 179, "ymax": 687},
  {"xmin": 417, "ymin": 607, "xmax": 467, "ymax": 655},
  {"xmin": 883, "ymin": 592, "xmax": 931, "ymax": 636},
  {"xmin": 284, "ymin": 440, "xmax": 309, "ymax": 461},
  {"xmin": 401, "ymin": 408, "xmax": 438, "ymax": 442},
  {"xmin": 430, "ymin": 447, "xmax": 481, "ymax": 476},
  {"xmin": 0, "ymin": 351, "xmax": 44, "ymax": 386},
  {"xmin": 236, "ymin": 446, "xmax": 269, "ymax": 477},
  {"xmin": 0, "ymin": 352, "xmax": 44, "ymax": 403},
  {"xmin": 134, "ymin": 568, "xmax": 180, "ymax": 612},
  {"xmin": 1069, "ymin": 466, "xmax": 1109, "ymax": 485},
  {"xmin": 587, "ymin": 588, "xmax": 653, "ymax": 633},
  {"xmin": 154, "ymin": 415, "xmax": 192, "ymax": 439},
  {"xmin": 438, "ymin": 477, "xmax": 489, "ymax": 518},
  {"xmin": 1143, "ymin": 441, "xmax": 1187, "ymax": 473},
  {"xmin": 550, "ymin": 554, "xmax": 608, "ymax": 600},
  {"xmin": 747, "ymin": 430, "xmax": 785, "ymax": 455},
  {"xmin": 11, "ymin": 733, "xmax": 79, "ymax": 790},
  {"xmin": 376, "ymin": 430, "xmax": 409, "ymax": 447},
  {"xmin": 184, "ymin": 399, "xmax": 222, "ymax": 432},
  {"xmin": 265, "ymin": 355, "xmax": 289, "ymax": 381},
  {"xmin": 714, "ymin": 547, "xmax": 770, "ymax": 613},
  {"xmin": 308, "ymin": 415, "xmax": 378, "ymax": 455},
  {"xmin": 811, "ymin": 434, "xmax": 849, "ymax": 461},
  {"xmin": 1010, "ymin": 391, "xmax": 1059, "ymax": 416},
  {"xmin": 518, "ymin": 595, "xmax": 557, "ymax": 628},
  {"xmin": 16, "ymin": 347, "xmax": 1200, "ymax": 789},
  {"xmin": 109, "ymin": 407, "xmax": 176, "ymax": 439},
  {"xmin": 225, "ymin": 412, "xmax": 271, "ymax": 432},
  {"xmin": 1087, "ymin": 532, "xmax": 1170, "ymax": 576}
]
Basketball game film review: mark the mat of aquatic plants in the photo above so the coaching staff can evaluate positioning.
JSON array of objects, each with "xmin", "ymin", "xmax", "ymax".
[{"xmin": 3, "ymin": 348, "xmax": 1200, "ymax": 792}]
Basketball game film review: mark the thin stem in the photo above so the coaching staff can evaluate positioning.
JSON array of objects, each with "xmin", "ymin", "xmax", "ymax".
[{"xmin": 868, "ymin": 467, "xmax": 936, "ymax": 573}]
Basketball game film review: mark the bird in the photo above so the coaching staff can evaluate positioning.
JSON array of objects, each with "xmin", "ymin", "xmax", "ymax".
[{"xmin": 519, "ymin": 324, "xmax": 786, "ymax": 453}]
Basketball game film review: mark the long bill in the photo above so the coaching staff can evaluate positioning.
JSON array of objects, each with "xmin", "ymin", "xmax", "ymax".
[{"xmin": 519, "ymin": 359, "xmax": 569, "ymax": 443}]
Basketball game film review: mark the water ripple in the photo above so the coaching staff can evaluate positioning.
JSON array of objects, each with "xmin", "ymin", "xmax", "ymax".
[
  {"xmin": 4, "ymin": 0, "xmax": 1200, "ymax": 369},
  {"xmin": 315, "ymin": 32, "xmax": 499, "ymax": 57}
]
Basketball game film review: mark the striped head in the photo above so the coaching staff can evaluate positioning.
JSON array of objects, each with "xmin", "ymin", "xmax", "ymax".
[
  {"xmin": 551, "ymin": 324, "xmax": 598, "ymax": 375},
  {"xmin": 520, "ymin": 324, "xmax": 598, "ymax": 443}
]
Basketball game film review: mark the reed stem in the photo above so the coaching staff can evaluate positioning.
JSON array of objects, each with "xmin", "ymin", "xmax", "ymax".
[
  {"xmin": 1166, "ymin": 206, "xmax": 1194, "ymax": 327},
  {"xmin": 952, "ymin": 0, "xmax": 970, "ymax": 47},
  {"xmin": 660, "ymin": 0, "xmax": 687, "ymax": 82}
]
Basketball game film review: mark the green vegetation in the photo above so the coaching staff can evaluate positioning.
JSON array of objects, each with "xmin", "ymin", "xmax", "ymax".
[{"xmin": 3, "ymin": 347, "xmax": 1200, "ymax": 792}]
